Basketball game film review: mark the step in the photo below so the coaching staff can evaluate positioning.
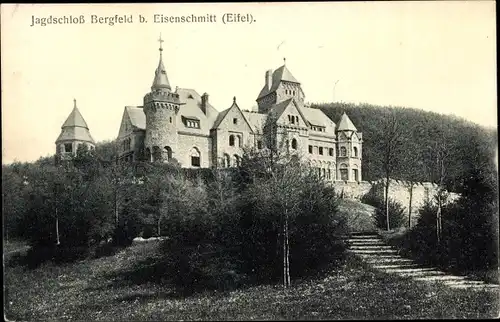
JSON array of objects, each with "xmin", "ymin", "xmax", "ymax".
[
  {"xmin": 348, "ymin": 236, "xmax": 380, "ymax": 240},
  {"xmin": 351, "ymin": 249, "xmax": 399, "ymax": 254},
  {"xmin": 383, "ymin": 267, "xmax": 442, "ymax": 274},
  {"xmin": 447, "ymin": 283, "xmax": 499, "ymax": 289},
  {"xmin": 414, "ymin": 275, "xmax": 467, "ymax": 282},
  {"xmin": 372, "ymin": 263, "xmax": 422, "ymax": 269},
  {"xmin": 350, "ymin": 245, "xmax": 394, "ymax": 250},
  {"xmin": 348, "ymin": 240, "xmax": 386, "ymax": 245}
]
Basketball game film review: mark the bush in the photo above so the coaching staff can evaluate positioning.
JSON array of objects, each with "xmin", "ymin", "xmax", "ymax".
[{"xmin": 373, "ymin": 198, "xmax": 406, "ymax": 230}]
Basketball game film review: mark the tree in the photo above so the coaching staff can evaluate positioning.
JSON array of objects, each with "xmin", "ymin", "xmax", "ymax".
[{"xmin": 375, "ymin": 109, "xmax": 407, "ymax": 230}]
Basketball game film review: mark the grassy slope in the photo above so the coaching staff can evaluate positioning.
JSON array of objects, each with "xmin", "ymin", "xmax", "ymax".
[
  {"xmin": 338, "ymin": 199, "xmax": 377, "ymax": 233},
  {"xmin": 5, "ymin": 241, "xmax": 498, "ymax": 320}
]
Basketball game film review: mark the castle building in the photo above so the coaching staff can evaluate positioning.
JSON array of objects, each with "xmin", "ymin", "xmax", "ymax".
[
  {"xmin": 55, "ymin": 37, "xmax": 363, "ymax": 182},
  {"xmin": 55, "ymin": 99, "xmax": 95, "ymax": 159},
  {"xmin": 114, "ymin": 37, "xmax": 363, "ymax": 182}
]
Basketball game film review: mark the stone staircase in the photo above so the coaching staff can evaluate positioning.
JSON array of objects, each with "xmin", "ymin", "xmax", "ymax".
[{"xmin": 347, "ymin": 232, "xmax": 500, "ymax": 290}]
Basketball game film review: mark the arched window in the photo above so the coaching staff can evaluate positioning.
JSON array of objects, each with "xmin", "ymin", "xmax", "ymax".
[
  {"xmin": 164, "ymin": 146, "xmax": 172, "ymax": 161},
  {"xmin": 229, "ymin": 135, "xmax": 235, "ymax": 146},
  {"xmin": 152, "ymin": 146, "xmax": 162, "ymax": 162},
  {"xmin": 340, "ymin": 146, "xmax": 347, "ymax": 157},
  {"xmin": 329, "ymin": 148, "xmax": 334, "ymax": 157},
  {"xmin": 190, "ymin": 147, "xmax": 201, "ymax": 167},
  {"xmin": 237, "ymin": 135, "xmax": 242, "ymax": 147},
  {"xmin": 233, "ymin": 155, "xmax": 241, "ymax": 167},
  {"xmin": 353, "ymin": 147, "xmax": 358, "ymax": 157},
  {"xmin": 291, "ymin": 138, "xmax": 298, "ymax": 150},
  {"xmin": 223, "ymin": 154, "xmax": 231, "ymax": 168},
  {"xmin": 352, "ymin": 165, "xmax": 359, "ymax": 182},
  {"xmin": 340, "ymin": 163, "xmax": 348, "ymax": 181}
]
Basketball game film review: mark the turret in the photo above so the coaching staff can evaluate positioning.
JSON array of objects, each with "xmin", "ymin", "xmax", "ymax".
[
  {"xmin": 55, "ymin": 99, "xmax": 95, "ymax": 160},
  {"xmin": 336, "ymin": 112, "xmax": 362, "ymax": 182},
  {"xmin": 143, "ymin": 34, "xmax": 181, "ymax": 163}
]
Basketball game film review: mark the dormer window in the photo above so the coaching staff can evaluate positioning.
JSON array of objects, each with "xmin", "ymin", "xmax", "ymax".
[{"xmin": 183, "ymin": 116, "xmax": 200, "ymax": 129}]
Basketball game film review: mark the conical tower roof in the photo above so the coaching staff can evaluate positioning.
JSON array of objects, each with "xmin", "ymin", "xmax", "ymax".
[
  {"xmin": 337, "ymin": 112, "xmax": 357, "ymax": 132},
  {"xmin": 56, "ymin": 99, "xmax": 95, "ymax": 144},
  {"xmin": 151, "ymin": 34, "xmax": 171, "ymax": 91}
]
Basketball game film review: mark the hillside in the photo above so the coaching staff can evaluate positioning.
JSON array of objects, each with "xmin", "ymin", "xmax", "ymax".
[{"xmin": 312, "ymin": 102, "xmax": 497, "ymax": 191}]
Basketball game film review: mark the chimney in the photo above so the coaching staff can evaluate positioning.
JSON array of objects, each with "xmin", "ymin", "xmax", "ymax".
[
  {"xmin": 201, "ymin": 92, "xmax": 209, "ymax": 114},
  {"xmin": 265, "ymin": 70, "xmax": 273, "ymax": 91}
]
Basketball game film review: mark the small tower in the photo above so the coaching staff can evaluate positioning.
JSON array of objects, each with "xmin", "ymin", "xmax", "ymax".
[
  {"xmin": 143, "ymin": 33, "xmax": 181, "ymax": 163},
  {"xmin": 256, "ymin": 58, "xmax": 305, "ymax": 114},
  {"xmin": 336, "ymin": 112, "xmax": 362, "ymax": 182},
  {"xmin": 55, "ymin": 99, "xmax": 95, "ymax": 159}
]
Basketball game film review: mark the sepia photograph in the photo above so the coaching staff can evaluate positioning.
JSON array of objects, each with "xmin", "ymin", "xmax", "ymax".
[{"xmin": 2, "ymin": 2, "xmax": 498, "ymax": 320}]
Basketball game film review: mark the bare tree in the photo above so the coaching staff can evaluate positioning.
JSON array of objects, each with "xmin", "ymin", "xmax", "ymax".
[{"xmin": 377, "ymin": 109, "xmax": 407, "ymax": 231}]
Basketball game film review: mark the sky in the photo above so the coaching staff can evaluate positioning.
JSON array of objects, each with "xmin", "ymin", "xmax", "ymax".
[{"xmin": 1, "ymin": 2, "xmax": 497, "ymax": 165}]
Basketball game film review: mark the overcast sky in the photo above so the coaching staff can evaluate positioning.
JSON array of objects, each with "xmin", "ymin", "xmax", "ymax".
[{"xmin": 1, "ymin": 2, "xmax": 497, "ymax": 164}]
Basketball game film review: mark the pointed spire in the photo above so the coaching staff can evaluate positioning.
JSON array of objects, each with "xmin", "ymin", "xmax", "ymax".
[
  {"xmin": 151, "ymin": 33, "xmax": 171, "ymax": 91},
  {"xmin": 283, "ymin": 57, "xmax": 286, "ymax": 66},
  {"xmin": 233, "ymin": 96, "xmax": 237, "ymax": 104},
  {"xmin": 337, "ymin": 112, "xmax": 358, "ymax": 132}
]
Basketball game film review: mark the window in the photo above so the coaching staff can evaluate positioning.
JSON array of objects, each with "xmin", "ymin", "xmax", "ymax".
[
  {"xmin": 233, "ymin": 155, "xmax": 241, "ymax": 167},
  {"xmin": 223, "ymin": 154, "xmax": 231, "ymax": 168},
  {"xmin": 229, "ymin": 135, "xmax": 235, "ymax": 146},
  {"xmin": 353, "ymin": 147, "xmax": 358, "ymax": 157},
  {"xmin": 319, "ymin": 147, "xmax": 323, "ymax": 155},
  {"xmin": 164, "ymin": 146, "xmax": 172, "ymax": 161},
  {"xmin": 291, "ymin": 138, "xmax": 298, "ymax": 150},
  {"xmin": 308, "ymin": 145, "xmax": 313, "ymax": 154},
  {"xmin": 290, "ymin": 115, "xmax": 295, "ymax": 124},
  {"xmin": 353, "ymin": 169, "xmax": 359, "ymax": 182},
  {"xmin": 237, "ymin": 135, "xmax": 242, "ymax": 147},
  {"xmin": 170, "ymin": 117, "xmax": 172, "ymax": 123},
  {"xmin": 327, "ymin": 169, "xmax": 331, "ymax": 180},
  {"xmin": 340, "ymin": 147, "xmax": 347, "ymax": 157},
  {"xmin": 257, "ymin": 140, "xmax": 263, "ymax": 149},
  {"xmin": 145, "ymin": 148, "xmax": 151, "ymax": 162},
  {"xmin": 64, "ymin": 143, "xmax": 73, "ymax": 153},
  {"xmin": 186, "ymin": 119, "xmax": 200, "ymax": 128},
  {"xmin": 340, "ymin": 163, "xmax": 348, "ymax": 181},
  {"xmin": 190, "ymin": 147, "xmax": 201, "ymax": 167},
  {"xmin": 233, "ymin": 118, "xmax": 238, "ymax": 125},
  {"xmin": 329, "ymin": 148, "xmax": 334, "ymax": 156}
]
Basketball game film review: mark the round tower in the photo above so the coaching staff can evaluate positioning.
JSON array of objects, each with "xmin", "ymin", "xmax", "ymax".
[
  {"xmin": 336, "ymin": 112, "xmax": 362, "ymax": 182},
  {"xmin": 143, "ymin": 34, "xmax": 181, "ymax": 163}
]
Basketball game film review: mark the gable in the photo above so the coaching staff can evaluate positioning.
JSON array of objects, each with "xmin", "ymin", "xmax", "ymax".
[
  {"xmin": 117, "ymin": 109, "xmax": 133, "ymax": 139},
  {"xmin": 215, "ymin": 102, "xmax": 253, "ymax": 134},
  {"xmin": 275, "ymin": 99, "xmax": 307, "ymax": 127}
]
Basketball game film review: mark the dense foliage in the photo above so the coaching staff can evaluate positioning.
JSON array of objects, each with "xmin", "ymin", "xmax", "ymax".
[{"xmin": 312, "ymin": 102, "xmax": 497, "ymax": 192}]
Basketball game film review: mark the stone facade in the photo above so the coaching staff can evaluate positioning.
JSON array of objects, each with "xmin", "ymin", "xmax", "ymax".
[{"xmin": 115, "ymin": 41, "xmax": 365, "ymax": 182}]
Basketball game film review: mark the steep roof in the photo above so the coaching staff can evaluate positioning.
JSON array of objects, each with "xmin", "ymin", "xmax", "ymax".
[
  {"xmin": 176, "ymin": 88, "xmax": 219, "ymax": 132},
  {"xmin": 257, "ymin": 64, "xmax": 300, "ymax": 99},
  {"xmin": 151, "ymin": 55, "xmax": 171, "ymax": 91},
  {"xmin": 125, "ymin": 106, "xmax": 146, "ymax": 129},
  {"xmin": 212, "ymin": 107, "xmax": 231, "ymax": 129},
  {"xmin": 337, "ymin": 112, "xmax": 358, "ymax": 132},
  {"xmin": 302, "ymin": 108, "xmax": 337, "ymax": 133},
  {"xmin": 242, "ymin": 111, "xmax": 268, "ymax": 133},
  {"xmin": 268, "ymin": 98, "xmax": 294, "ymax": 119},
  {"xmin": 62, "ymin": 106, "xmax": 89, "ymax": 129},
  {"xmin": 56, "ymin": 101, "xmax": 95, "ymax": 143}
]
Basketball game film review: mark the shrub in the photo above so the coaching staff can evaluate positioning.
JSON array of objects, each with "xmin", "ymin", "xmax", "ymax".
[{"xmin": 373, "ymin": 198, "xmax": 406, "ymax": 230}]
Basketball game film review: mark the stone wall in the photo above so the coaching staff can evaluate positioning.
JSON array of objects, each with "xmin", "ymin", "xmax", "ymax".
[
  {"xmin": 331, "ymin": 181, "xmax": 373, "ymax": 200},
  {"xmin": 332, "ymin": 178, "xmax": 461, "ymax": 225}
]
